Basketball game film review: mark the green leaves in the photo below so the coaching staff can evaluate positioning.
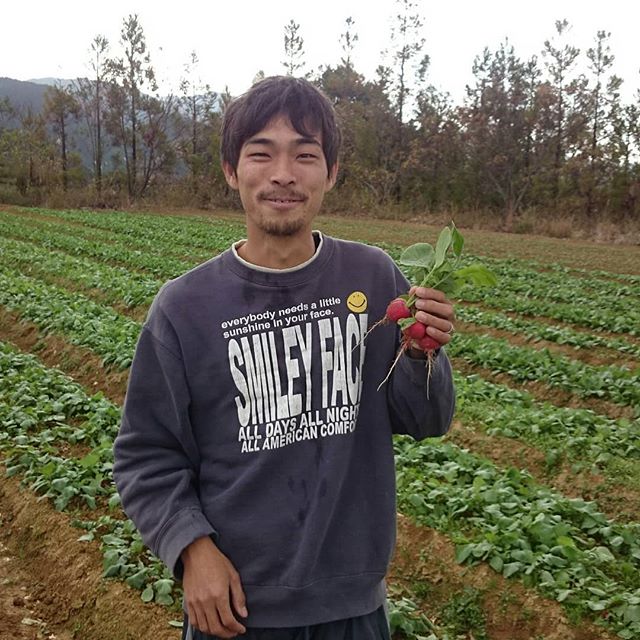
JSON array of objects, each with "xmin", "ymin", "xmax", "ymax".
[
  {"xmin": 395, "ymin": 437, "xmax": 640, "ymax": 639},
  {"xmin": 452, "ymin": 264, "xmax": 498, "ymax": 288},
  {"xmin": 397, "ymin": 222, "xmax": 497, "ymax": 297},
  {"xmin": 399, "ymin": 243, "xmax": 435, "ymax": 269}
]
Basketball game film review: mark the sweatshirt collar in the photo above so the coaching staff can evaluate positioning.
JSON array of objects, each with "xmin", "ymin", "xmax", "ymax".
[{"xmin": 223, "ymin": 231, "xmax": 334, "ymax": 286}]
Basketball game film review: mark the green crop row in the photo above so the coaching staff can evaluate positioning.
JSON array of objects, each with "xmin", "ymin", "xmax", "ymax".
[
  {"xmin": 0, "ymin": 266, "xmax": 139, "ymax": 368},
  {"xmin": 458, "ymin": 285, "xmax": 639, "ymax": 336},
  {"xmin": 26, "ymin": 206, "xmax": 244, "ymax": 253},
  {"xmin": 0, "ymin": 341, "xmax": 120, "ymax": 508},
  {"xmin": 477, "ymin": 256, "xmax": 640, "ymax": 303},
  {"xmin": 447, "ymin": 332, "xmax": 640, "ymax": 411},
  {"xmin": 456, "ymin": 305, "xmax": 640, "ymax": 358},
  {"xmin": 455, "ymin": 373, "xmax": 640, "ymax": 471},
  {"xmin": 0, "ymin": 340, "xmax": 183, "ymax": 610},
  {"xmin": 395, "ymin": 439, "xmax": 640, "ymax": 639},
  {"xmin": 0, "ymin": 235, "xmax": 163, "ymax": 308},
  {"xmin": 0, "ymin": 212, "xmax": 204, "ymax": 278},
  {"xmin": 8, "ymin": 209, "xmax": 221, "ymax": 264}
]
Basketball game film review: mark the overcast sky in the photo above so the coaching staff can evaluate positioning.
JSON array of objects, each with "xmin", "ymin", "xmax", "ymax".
[{"xmin": 4, "ymin": 0, "xmax": 639, "ymax": 103}]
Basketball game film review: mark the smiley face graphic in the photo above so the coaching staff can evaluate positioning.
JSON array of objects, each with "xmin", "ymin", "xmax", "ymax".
[{"xmin": 346, "ymin": 291, "xmax": 368, "ymax": 313}]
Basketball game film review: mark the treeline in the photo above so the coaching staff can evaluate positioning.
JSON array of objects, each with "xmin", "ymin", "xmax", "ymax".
[{"xmin": 0, "ymin": 1, "xmax": 639, "ymax": 231}]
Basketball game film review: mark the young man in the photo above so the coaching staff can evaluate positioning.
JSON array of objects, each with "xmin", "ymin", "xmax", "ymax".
[{"xmin": 113, "ymin": 76, "xmax": 456, "ymax": 640}]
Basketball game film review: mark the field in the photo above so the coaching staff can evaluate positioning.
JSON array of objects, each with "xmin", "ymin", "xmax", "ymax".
[{"xmin": 0, "ymin": 204, "xmax": 639, "ymax": 640}]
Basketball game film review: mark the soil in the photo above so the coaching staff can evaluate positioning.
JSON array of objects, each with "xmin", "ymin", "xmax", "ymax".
[{"xmin": 0, "ymin": 471, "xmax": 178, "ymax": 640}]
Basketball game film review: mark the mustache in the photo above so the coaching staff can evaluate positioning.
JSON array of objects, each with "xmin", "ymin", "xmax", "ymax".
[{"xmin": 259, "ymin": 190, "xmax": 306, "ymax": 201}]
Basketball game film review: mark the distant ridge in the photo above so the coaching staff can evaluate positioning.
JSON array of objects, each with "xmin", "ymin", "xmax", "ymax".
[
  {"xmin": 0, "ymin": 78, "xmax": 49, "ymax": 121},
  {"xmin": 27, "ymin": 78, "xmax": 77, "ymax": 88}
]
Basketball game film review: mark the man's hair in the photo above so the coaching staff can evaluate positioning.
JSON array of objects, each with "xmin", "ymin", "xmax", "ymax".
[{"xmin": 221, "ymin": 76, "xmax": 341, "ymax": 177}]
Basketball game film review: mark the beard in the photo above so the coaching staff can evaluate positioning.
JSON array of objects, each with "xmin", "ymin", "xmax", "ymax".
[{"xmin": 257, "ymin": 214, "xmax": 307, "ymax": 237}]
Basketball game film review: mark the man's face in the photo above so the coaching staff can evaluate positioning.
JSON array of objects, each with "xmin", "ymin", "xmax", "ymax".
[{"xmin": 223, "ymin": 115, "xmax": 337, "ymax": 239}]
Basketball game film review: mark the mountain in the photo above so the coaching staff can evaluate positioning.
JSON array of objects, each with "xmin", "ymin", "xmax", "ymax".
[
  {"xmin": 27, "ymin": 78, "xmax": 76, "ymax": 87},
  {"xmin": 0, "ymin": 77, "xmax": 49, "ymax": 122},
  {"xmin": 0, "ymin": 77, "xmax": 94, "ymax": 168}
]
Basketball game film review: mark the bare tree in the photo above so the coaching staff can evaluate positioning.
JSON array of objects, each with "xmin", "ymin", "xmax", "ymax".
[
  {"xmin": 178, "ymin": 51, "xmax": 218, "ymax": 194},
  {"xmin": 282, "ymin": 20, "xmax": 306, "ymax": 76},
  {"xmin": 340, "ymin": 17, "xmax": 359, "ymax": 70},
  {"xmin": 74, "ymin": 35, "xmax": 110, "ymax": 199},
  {"xmin": 106, "ymin": 14, "xmax": 157, "ymax": 199},
  {"xmin": 43, "ymin": 84, "xmax": 80, "ymax": 191},
  {"xmin": 542, "ymin": 19, "xmax": 580, "ymax": 208}
]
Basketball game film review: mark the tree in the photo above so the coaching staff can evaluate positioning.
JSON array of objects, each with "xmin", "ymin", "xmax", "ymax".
[
  {"xmin": 0, "ymin": 108, "xmax": 54, "ymax": 197},
  {"xmin": 542, "ymin": 19, "xmax": 581, "ymax": 208},
  {"xmin": 43, "ymin": 84, "xmax": 80, "ymax": 191},
  {"xmin": 75, "ymin": 35, "xmax": 110, "ymax": 198},
  {"xmin": 406, "ymin": 85, "xmax": 463, "ymax": 211},
  {"xmin": 462, "ymin": 41, "xmax": 538, "ymax": 228},
  {"xmin": 380, "ymin": 0, "xmax": 428, "ymax": 202},
  {"xmin": 178, "ymin": 51, "xmax": 219, "ymax": 195},
  {"xmin": 0, "ymin": 97, "xmax": 14, "ymax": 130},
  {"xmin": 106, "ymin": 14, "xmax": 157, "ymax": 199},
  {"xmin": 282, "ymin": 20, "xmax": 306, "ymax": 76},
  {"xmin": 340, "ymin": 17, "xmax": 359, "ymax": 70},
  {"xmin": 580, "ymin": 30, "xmax": 623, "ymax": 216}
]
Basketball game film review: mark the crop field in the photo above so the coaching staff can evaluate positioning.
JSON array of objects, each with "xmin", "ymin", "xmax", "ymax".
[{"xmin": 0, "ymin": 204, "xmax": 639, "ymax": 640}]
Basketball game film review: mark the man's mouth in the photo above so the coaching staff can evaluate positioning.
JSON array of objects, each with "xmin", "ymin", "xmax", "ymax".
[{"xmin": 261, "ymin": 192, "xmax": 306, "ymax": 204}]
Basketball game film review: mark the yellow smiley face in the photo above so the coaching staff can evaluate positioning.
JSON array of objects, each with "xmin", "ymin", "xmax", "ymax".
[{"xmin": 346, "ymin": 291, "xmax": 368, "ymax": 313}]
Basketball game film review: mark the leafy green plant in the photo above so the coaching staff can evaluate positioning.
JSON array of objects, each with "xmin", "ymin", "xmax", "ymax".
[{"xmin": 439, "ymin": 587, "xmax": 488, "ymax": 640}]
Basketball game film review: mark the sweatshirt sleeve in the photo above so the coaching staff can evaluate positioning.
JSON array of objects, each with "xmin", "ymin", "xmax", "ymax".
[
  {"xmin": 386, "ymin": 348, "xmax": 456, "ymax": 439},
  {"xmin": 113, "ymin": 317, "xmax": 217, "ymax": 580},
  {"xmin": 385, "ymin": 261, "xmax": 456, "ymax": 439}
]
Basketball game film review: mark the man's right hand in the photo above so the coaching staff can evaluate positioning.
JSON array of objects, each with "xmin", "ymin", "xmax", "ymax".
[{"xmin": 181, "ymin": 536, "xmax": 248, "ymax": 638}]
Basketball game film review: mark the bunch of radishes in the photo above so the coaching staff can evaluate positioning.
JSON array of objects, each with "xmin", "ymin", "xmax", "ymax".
[
  {"xmin": 379, "ymin": 222, "xmax": 496, "ymax": 377},
  {"xmin": 385, "ymin": 297, "xmax": 442, "ymax": 353}
]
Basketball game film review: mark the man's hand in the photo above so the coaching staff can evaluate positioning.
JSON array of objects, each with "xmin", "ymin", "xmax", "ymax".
[
  {"xmin": 408, "ymin": 286, "xmax": 456, "ymax": 356},
  {"xmin": 181, "ymin": 536, "xmax": 248, "ymax": 638}
]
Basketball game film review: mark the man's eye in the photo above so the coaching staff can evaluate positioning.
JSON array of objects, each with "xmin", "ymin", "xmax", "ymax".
[
  {"xmin": 299, "ymin": 153, "xmax": 318, "ymax": 160},
  {"xmin": 249, "ymin": 152, "xmax": 269, "ymax": 158}
]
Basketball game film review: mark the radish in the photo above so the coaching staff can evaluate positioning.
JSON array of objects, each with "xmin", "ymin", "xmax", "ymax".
[
  {"xmin": 371, "ymin": 222, "xmax": 497, "ymax": 389},
  {"xmin": 386, "ymin": 298, "xmax": 411, "ymax": 323},
  {"xmin": 416, "ymin": 334, "xmax": 441, "ymax": 352},
  {"xmin": 403, "ymin": 320, "xmax": 426, "ymax": 340}
]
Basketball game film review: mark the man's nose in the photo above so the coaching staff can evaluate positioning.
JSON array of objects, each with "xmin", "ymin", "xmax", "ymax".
[{"xmin": 270, "ymin": 157, "xmax": 296, "ymax": 185}]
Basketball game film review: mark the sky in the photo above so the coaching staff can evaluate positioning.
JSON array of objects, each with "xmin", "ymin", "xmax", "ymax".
[{"xmin": 4, "ymin": 0, "xmax": 639, "ymax": 104}]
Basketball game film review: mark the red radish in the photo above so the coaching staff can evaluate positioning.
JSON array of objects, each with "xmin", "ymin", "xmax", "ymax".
[
  {"xmin": 386, "ymin": 298, "xmax": 411, "ymax": 323},
  {"xmin": 417, "ymin": 334, "xmax": 441, "ymax": 352},
  {"xmin": 403, "ymin": 321, "xmax": 426, "ymax": 340}
]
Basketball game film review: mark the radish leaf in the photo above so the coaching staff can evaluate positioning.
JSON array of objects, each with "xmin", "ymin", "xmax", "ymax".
[
  {"xmin": 399, "ymin": 243, "xmax": 435, "ymax": 269},
  {"xmin": 434, "ymin": 226, "xmax": 452, "ymax": 268}
]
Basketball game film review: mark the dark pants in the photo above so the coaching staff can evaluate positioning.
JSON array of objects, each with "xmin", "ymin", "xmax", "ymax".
[{"xmin": 181, "ymin": 606, "xmax": 391, "ymax": 640}]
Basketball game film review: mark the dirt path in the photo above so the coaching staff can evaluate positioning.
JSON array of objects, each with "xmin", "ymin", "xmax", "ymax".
[
  {"xmin": 0, "ymin": 533, "xmax": 72, "ymax": 640},
  {"xmin": 0, "ymin": 473, "xmax": 179, "ymax": 640}
]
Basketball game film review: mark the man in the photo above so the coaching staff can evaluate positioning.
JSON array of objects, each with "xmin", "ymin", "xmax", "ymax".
[{"xmin": 113, "ymin": 76, "xmax": 455, "ymax": 640}]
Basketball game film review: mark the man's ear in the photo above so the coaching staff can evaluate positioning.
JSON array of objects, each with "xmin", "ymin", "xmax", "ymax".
[
  {"xmin": 326, "ymin": 161, "xmax": 339, "ymax": 191},
  {"xmin": 222, "ymin": 162, "xmax": 238, "ymax": 190}
]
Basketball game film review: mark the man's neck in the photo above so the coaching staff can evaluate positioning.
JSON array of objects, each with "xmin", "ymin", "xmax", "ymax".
[{"xmin": 237, "ymin": 232, "xmax": 317, "ymax": 270}]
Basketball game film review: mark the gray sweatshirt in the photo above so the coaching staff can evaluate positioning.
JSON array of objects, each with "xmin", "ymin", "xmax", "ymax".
[{"xmin": 113, "ymin": 233, "xmax": 455, "ymax": 628}]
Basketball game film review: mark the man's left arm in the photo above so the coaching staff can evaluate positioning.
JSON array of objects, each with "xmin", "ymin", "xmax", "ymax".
[{"xmin": 387, "ymin": 286, "xmax": 456, "ymax": 439}]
